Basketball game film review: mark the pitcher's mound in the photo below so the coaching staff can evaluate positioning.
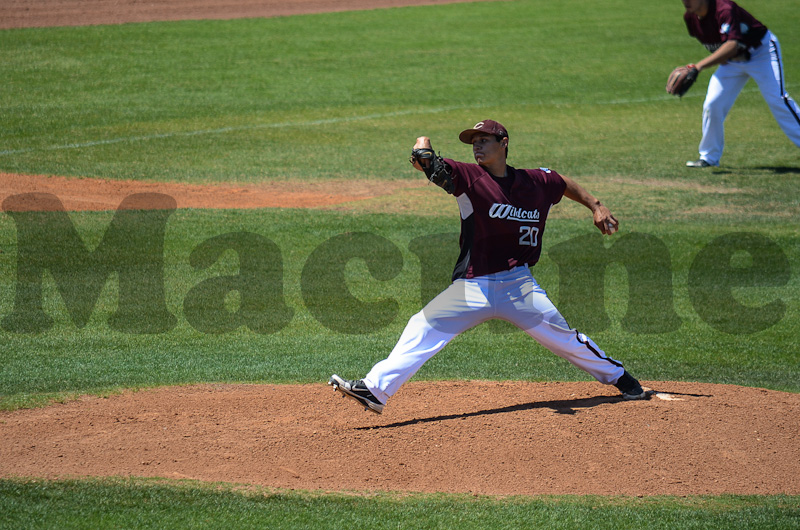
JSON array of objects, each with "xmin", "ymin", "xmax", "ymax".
[{"xmin": 2, "ymin": 381, "xmax": 798, "ymax": 496}]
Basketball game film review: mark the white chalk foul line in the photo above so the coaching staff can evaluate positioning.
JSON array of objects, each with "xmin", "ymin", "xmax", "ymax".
[
  {"xmin": 0, "ymin": 88, "xmax": 762, "ymax": 157},
  {"xmin": 0, "ymin": 105, "xmax": 474, "ymax": 157}
]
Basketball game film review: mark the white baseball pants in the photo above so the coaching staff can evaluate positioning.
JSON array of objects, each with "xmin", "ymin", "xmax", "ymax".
[
  {"xmin": 363, "ymin": 266, "xmax": 626, "ymax": 404},
  {"xmin": 699, "ymin": 31, "xmax": 800, "ymax": 165}
]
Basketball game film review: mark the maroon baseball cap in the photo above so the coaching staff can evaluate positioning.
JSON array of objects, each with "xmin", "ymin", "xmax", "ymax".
[{"xmin": 458, "ymin": 120, "xmax": 509, "ymax": 144}]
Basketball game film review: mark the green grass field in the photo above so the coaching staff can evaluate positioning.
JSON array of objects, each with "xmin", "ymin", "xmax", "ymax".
[
  {"xmin": 1, "ymin": 0, "xmax": 799, "ymax": 526},
  {"xmin": 1, "ymin": 478, "xmax": 799, "ymax": 530}
]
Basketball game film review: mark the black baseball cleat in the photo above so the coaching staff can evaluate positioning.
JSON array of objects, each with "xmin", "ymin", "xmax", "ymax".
[
  {"xmin": 329, "ymin": 374, "xmax": 384, "ymax": 414},
  {"xmin": 614, "ymin": 371, "xmax": 651, "ymax": 400},
  {"xmin": 685, "ymin": 159, "xmax": 715, "ymax": 168}
]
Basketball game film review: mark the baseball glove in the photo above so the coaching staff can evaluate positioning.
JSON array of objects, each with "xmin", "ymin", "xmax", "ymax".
[
  {"xmin": 410, "ymin": 147, "xmax": 455, "ymax": 194},
  {"xmin": 666, "ymin": 64, "xmax": 699, "ymax": 97},
  {"xmin": 410, "ymin": 147, "xmax": 436, "ymax": 170}
]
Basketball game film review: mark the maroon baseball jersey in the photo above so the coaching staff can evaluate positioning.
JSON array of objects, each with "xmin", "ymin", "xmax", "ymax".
[
  {"xmin": 684, "ymin": 0, "xmax": 767, "ymax": 53},
  {"xmin": 444, "ymin": 159, "xmax": 566, "ymax": 280}
]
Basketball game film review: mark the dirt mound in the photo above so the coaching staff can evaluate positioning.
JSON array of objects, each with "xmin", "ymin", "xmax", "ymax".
[{"xmin": 2, "ymin": 381, "xmax": 799, "ymax": 496}]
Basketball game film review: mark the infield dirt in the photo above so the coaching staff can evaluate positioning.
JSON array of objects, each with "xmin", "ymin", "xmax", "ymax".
[{"xmin": 2, "ymin": 0, "xmax": 799, "ymax": 497}]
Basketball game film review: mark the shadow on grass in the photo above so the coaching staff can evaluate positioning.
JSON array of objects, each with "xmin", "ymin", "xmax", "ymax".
[
  {"xmin": 700, "ymin": 165, "xmax": 799, "ymax": 175},
  {"xmin": 753, "ymin": 166, "xmax": 800, "ymax": 174}
]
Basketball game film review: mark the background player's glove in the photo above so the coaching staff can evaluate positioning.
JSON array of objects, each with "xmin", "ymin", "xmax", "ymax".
[
  {"xmin": 410, "ymin": 147, "xmax": 455, "ymax": 194},
  {"xmin": 666, "ymin": 64, "xmax": 699, "ymax": 97}
]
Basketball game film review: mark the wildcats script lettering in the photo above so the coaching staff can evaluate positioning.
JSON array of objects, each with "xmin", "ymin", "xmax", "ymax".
[{"xmin": 488, "ymin": 203, "xmax": 540, "ymax": 222}]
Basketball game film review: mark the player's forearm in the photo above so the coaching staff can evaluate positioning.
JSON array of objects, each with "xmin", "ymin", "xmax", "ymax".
[
  {"xmin": 563, "ymin": 176, "xmax": 618, "ymax": 235},
  {"xmin": 696, "ymin": 40, "xmax": 740, "ymax": 71},
  {"xmin": 562, "ymin": 176, "xmax": 602, "ymax": 212}
]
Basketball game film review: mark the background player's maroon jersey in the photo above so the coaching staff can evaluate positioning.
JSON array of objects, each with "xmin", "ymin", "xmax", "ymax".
[
  {"xmin": 445, "ymin": 159, "xmax": 566, "ymax": 280},
  {"xmin": 684, "ymin": 0, "xmax": 767, "ymax": 53}
]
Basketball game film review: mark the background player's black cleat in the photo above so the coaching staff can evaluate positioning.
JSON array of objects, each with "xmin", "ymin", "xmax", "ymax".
[
  {"xmin": 329, "ymin": 374, "xmax": 384, "ymax": 413},
  {"xmin": 614, "ymin": 371, "xmax": 649, "ymax": 400},
  {"xmin": 686, "ymin": 159, "xmax": 714, "ymax": 168}
]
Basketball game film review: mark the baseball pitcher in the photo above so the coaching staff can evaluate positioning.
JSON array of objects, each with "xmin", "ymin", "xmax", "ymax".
[{"xmin": 330, "ymin": 120, "xmax": 649, "ymax": 414}]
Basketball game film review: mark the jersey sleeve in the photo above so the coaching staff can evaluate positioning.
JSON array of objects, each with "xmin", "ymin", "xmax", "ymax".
[
  {"xmin": 443, "ymin": 158, "xmax": 471, "ymax": 196},
  {"xmin": 534, "ymin": 168, "xmax": 567, "ymax": 205},
  {"xmin": 684, "ymin": 12, "xmax": 698, "ymax": 38},
  {"xmin": 716, "ymin": 5, "xmax": 740, "ymax": 43}
]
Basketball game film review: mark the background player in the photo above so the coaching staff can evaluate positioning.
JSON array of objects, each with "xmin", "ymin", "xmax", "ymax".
[
  {"xmin": 668, "ymin": 0, "xmax": 800, "ymax": 167},
  {"xmin": 329, "ymin": 120, "xmax": 649, "ymax": 414}
]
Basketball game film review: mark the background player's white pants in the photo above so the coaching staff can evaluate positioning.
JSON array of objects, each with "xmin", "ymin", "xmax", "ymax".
[
  {"xmin": 699, "ymin": 31, "xmax": 800, "ymax": 165},
  {"xmin": 363, "ymin": 266, "xmax": 626, "ymax": 404}
]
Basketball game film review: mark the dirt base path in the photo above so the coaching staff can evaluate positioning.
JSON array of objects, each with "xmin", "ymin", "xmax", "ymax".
[
  {"xmin": 2, "ymin": 381, "xmax": 799, "ymax": 496},
  {"xmin": 1, "ymin": 0, "xmax": 493, "ymax": 29},
  {"xmin": 0, "ymin": 173, "xmax": 425, "ymax": 211}
]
